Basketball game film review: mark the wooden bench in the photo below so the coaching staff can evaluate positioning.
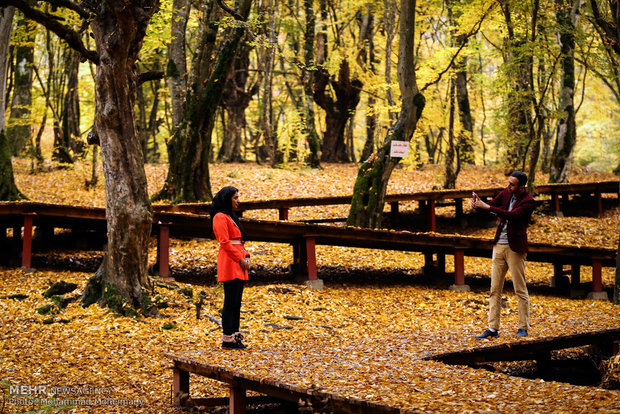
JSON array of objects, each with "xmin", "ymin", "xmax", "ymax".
[{"xmin": 166, "ymin": 353, "xmax": 406, "ymax": 413}]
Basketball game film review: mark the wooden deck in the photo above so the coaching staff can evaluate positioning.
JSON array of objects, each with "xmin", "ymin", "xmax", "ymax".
[
  {"xmin": 166, "ymin": 353, "xmax": 409, "ymax": 413},
  {"xmin": 0, "ymin": 200, "xmax": 615, "ymax": 298},
  {"xmin": 425, "ymin": 327, "xmax": 620, "ymax": 366}
]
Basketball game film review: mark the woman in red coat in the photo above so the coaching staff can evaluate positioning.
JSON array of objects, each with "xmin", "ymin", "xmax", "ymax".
[{"xmin": 211, "ymin": 186, "xmax": 250, "ymax": 349}]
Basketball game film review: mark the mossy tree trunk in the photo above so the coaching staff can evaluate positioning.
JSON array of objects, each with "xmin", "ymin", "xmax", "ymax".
[
  {"xmin": 7, "ymin": 11, "xmax": 35, "ymax": 156},
  {"xmin": 154, "ymin": 0, "xmax": 252, "ymax": 203},
  {"xmin": 80, "ymin": 1, "xmax": 159, "ymax": 311},
  {"xmin": 347, "ymin": 0, "xmax": 424, "ymax": 229}
]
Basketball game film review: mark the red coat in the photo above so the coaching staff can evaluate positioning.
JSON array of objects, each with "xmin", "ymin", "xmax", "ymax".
[
  {"xmin": 212, "ymin": 213, "xmax": 249, "ymax": 282},
  {"xmin": 487, "ymin": 187, "xmax": 536, "ymax": 254}
]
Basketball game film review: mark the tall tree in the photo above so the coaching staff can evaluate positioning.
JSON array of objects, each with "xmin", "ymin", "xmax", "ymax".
[
  {"xmin": 358, "ymin": 3, "xmax": 377, "ymax": 162},
  {"xmin": 7, "ymin": 10, "xmax": 35, "ymax": 155},
  {"xmin": 589, "ymin": 0, "xmax": 620, "ymax": 304},
  {"xmin": 550, "ymin": 0, "xmax": 581, "ymax": 183},
  {"xmin": 155, "ymin": 0, "xmax": 253, "ymax": 202},
  {"xmin": 347, "ymin": 0, "xmax": 425, "ymax": 228},
  {"xmin": 6, "ymin": 0, "xmax": 158, "ymax": 311},
  {"xmin": 258, "ymin": 0, "xmax": 277, "ymax": 165},
  {"xmin": 302, "ymin": 0, "xmax": 321, "ymax": 168},
  {"xmin": 313, "ymin": 0, "xmax": 362, "ymax": 163},
  {"xmin": 166, "ymin": 0, "xmax": 190, "ymax": 131},
  {"xmin": 0, "ymin": 5, "xmax": 24, "ymax": 201}
]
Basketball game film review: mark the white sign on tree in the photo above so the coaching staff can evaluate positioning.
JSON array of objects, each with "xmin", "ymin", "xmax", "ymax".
[{"xmin": 390, "ymin": 140, "xmax": 409, "ymax": 158}]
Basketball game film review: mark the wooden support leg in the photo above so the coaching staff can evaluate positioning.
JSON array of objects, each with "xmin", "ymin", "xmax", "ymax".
[
  {"xmin": 172, "ymin": 366, "xmax": 190, "ymax": 407},
  {"xmin": 570, "ymin": 265, "xmax": 580, "ymax": 287},
  {"xmin": 278, "ymin": 207, "xmax": 289, "ymax": 221},
  {"xmin": 158, "ymin": 224, "xmax": 170, "ymax": 278},
  {"xmin": 587, "ymin": 258, "xmax": 608, "ymax": 300},
  {"xmin": 427, "ymin": 200, "xmax": 436, "ymax": 232},
  {"xmin": 455, "ymin": 199, "xmax": 463, "ymax": 221},
  {"xmin": 449, "ymin": 247, "xmax": 470, "ymax": 291},
  {"xmin": 437, "ymin": 253, "xmax": 446, "ymax": 277},
  {"xmin": 21, "ymin": 215, "xmax": 33, "ymax": 269},
  {"xmin": 596, "ymin": 192, "xmax": 603, "ymax": 217},
  {"xmin": 423, "ymin": 252, "xmax": 434, "ymax": 275},
  {"xmin": 390, "ymin": 201, "xmax": 399, "ymax": 225},
  {"xmin": 305, "ymin": 237, "xmax": 317, "ymax": 281},
  {"xmin": 552, "ymin": 193, "xmax": 561, "ymax": 216},
  {"xmin": 229, "ymin": 386, "xmax": 247, "ymax": 414}
]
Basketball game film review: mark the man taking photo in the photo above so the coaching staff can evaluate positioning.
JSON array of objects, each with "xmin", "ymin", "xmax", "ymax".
[{"xmin": 471, "ymin": 171, "xmax": 536, "ymax": 339}]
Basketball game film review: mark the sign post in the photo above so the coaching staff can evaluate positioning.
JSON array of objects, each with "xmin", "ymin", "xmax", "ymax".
[{"xmin": 390, "ymin": 140, "xmax": 409, "ymax": 158}]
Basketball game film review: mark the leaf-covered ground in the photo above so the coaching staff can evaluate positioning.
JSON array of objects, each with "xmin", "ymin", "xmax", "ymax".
[{"xmin": 1, "ymin": 161, "xmax": 619, "ymax": 412}]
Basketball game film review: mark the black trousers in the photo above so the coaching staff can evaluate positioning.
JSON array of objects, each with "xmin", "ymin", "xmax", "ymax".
[{"xmin": 222, "ymin": 278, "xmax": 245, "ymax": 336}]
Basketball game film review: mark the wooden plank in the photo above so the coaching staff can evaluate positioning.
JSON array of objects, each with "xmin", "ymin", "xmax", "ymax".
[{"xmin": 425, "ymin": 327, "xmax": 620, "ymax": 365}]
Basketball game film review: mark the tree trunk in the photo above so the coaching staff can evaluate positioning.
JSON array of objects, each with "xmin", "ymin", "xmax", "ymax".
[
  {"xmin": 260, "ymin": 0, "xmax": 277, "ymax": 165},
  {"xmin": 0, "ymin": 6, "xmax": 24, "ymax": 201},
  {"xmin": 81, "ymin": 1, "xmax": 158, "ymax": 312},
  {"xmin": 446, "ymin": 0, "xmax": 475, "ymax": 165},
  {"xmin": 444, "ymin": 78, "xmax": 457, "ymax": 189},
  {"xmin": 616, "ymin": 182, "xmax": 620, "ymax": 305},
  {"xmin": 384, "ymin": 0, "xmax": 398, "ymax": 123},
  {"xmin": 550, "ymin": 0, "xmax": 580, "ymax": 183},
  {"xmin": 219, "ymin": 41, "xmax": 255, "ymax": 162},
  {"xmin": 359, "ymin": 5, "xmax": 376, "ymax": 162},
  {"xmin": 500, "ymin": 1, "xmax": 535, "ymax": 173},
  {"xmin": 7, "ymin": 11, "xmax": 34, "ymax": 155},
  {"xmin": 303, "ymin": 0, "xmax": 321, "ymax": 168},
  {"xmin": 314, "ymin": 59, "xmax": 362, "ymax": 163},
  {"xmin": 155, "ymin": 0, "xmax": 252, "ymax": 203},
  {"xmin": 167, "ymin": 0, "xmax": 190, "ymax": 129},
  {"xmin": 61, "ymin": 48, "xmax": 83, "ymax": 158},
  {"xmin": 347, "ymin": 0, "xmax": 424, "ymax": 228}
]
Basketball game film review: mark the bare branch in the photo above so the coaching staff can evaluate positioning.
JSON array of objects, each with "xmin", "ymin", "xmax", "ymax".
[
  {"xmin": 2, "ymin": 0, "xmax": 99, "ymax": 64},
  {"xmin": 137, "ymin": 70, "xmax": 165, "ymax": 85},
  {"xmin": 215, "ymin": 0, "xmax": 247, "ymax": 21}
]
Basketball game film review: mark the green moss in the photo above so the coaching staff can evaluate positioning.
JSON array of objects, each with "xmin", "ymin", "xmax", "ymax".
[
  {"xmin": 81, "ymin": 273, "xmax": 103, "ymax": 307},
  {"xmin": 50, "ymin": 295, "xmax": 67, "ymax": 309},
  {"xmin": 43, "ymin": 281, "xmax": 78, "ymax": 298},
  {"xmin": 166, "ymin": 58, "xmax": 180, "ymax": 78},
  {"xmin": 36, "ymin": 304, "xmax": 53, "ymax": 315},
  {"xmin": 162, "ymin": 321, "xmax": 181, "ymax": 331}
]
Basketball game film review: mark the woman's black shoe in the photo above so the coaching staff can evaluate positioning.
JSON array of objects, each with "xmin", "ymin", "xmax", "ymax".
[{"xmin": 222, "ymin": 340, "xmax": 247, "ymax": 349}]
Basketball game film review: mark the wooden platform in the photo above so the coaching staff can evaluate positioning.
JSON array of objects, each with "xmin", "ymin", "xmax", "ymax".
[
  {"xmin": 424, "ymin": 327, "xmax": 620, "ymax": 366},
  {"xmin": 0, "ymin": 201, "xmax": 616, "ymax": 297},
  {"xmin": 166, "ymin": 353, "xmax": 408, "ymax": 413}
]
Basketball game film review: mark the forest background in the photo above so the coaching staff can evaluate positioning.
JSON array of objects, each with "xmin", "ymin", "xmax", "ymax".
[
  {"xmin": 2, "ymin": 0, "xmax": 619, "ymax": 185},
  {"xmin": 0, "ymin": 0, "xmax": 619, "ymax": 309}
]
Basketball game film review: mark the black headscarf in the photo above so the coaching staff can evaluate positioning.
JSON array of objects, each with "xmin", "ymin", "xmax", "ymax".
[{"xmin": 210, "ymin": 186, "xmax": 246, "ymax": 239}]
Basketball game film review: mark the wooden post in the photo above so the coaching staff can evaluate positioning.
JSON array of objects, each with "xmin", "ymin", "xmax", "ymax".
[
  {"xmin": 172, "ymin": 366, "xmax": 190, "ymax": 406},
  {"xmin": 21, "ymin": 215, "xmax": 34, "ymax": 269},
  {"xmin": 423, "ymin": 251, "xmax": 434, "ymax": 275},
  {"xmin": 571, "ymin": 265, "xmax": 580, "ymax": 287},
  {"xmin": 305, "ymin": 236, "xmax": 317, "ymax": 281},
  {"xmin": 437, "ymin": 253, "xmax": 446, "ymax": 276},
  {"xmin": 453, "ymin": 248, "xmax": 465, "ymax": 285},
  {"xmin": 229, "ymin": 386, "xmax": 247, "ymax": 414},
  {"xmin": 278, "ymin": 207, "xmax": 289, "ymax": 221},
  {"xmin": 449, "ymin": 247, "xmax": 470, "ymax": 291},
  {"xmin": 455, "ymin": 198, "xmax": 463, "ymax": 220},
  {"xmin": 390, "ymin": 201, "xmax": 399, "ymax": 226},
  {"xmin": 591, "ymin": 259, "xmax": 602, "ymax": 292},
  {"xmin": 596, "ymin": 192, "xmax": 603, "ymax": 217},
  {"xmin": 158, "ymin": 223, "xmax": 170, "ymax": 278},
  {"xmin": 552, "ymin": 192, "xmax": 561, "ymax": 215},
  {"xmin": 427, "ymin": 199, "xmax": 436, "ymax": 232}
]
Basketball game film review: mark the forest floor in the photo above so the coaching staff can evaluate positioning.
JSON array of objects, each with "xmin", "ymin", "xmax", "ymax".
[{"xmin": 1, "ymin": 160, "xmax": 619, "ymax": 413}]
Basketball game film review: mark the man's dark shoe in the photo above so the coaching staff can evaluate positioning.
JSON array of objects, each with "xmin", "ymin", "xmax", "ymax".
[
  {"xmin": 516, "ymin": 329, "xmax": 528, "ymax": 337},
  {"xmin": 475, "ymin": 329, "xmax": 499, "ymax": 340}
]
